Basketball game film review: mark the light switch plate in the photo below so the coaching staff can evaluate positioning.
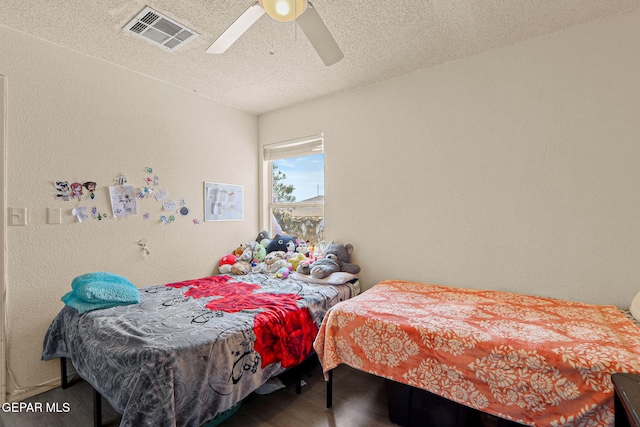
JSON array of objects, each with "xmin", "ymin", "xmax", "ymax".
[{"xmin": 9, "ymin": 207, "xmax": 27, "ymax": 226}]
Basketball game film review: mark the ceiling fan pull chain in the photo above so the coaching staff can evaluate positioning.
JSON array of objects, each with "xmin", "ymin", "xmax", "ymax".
[{"xmin": 294, "ymin": 1, "xmax": 299, "ymax": 41}]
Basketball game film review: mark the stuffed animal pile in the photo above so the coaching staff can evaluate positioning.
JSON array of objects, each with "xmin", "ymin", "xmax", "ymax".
[{"xmin": 216, "ymin": 231, "xmax": 360, "ymax": 280}]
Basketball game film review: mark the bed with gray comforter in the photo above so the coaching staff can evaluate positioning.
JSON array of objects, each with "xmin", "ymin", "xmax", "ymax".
[{"xmin": 42, "ymin": 272, "xmax": 355, "ymax": 427}]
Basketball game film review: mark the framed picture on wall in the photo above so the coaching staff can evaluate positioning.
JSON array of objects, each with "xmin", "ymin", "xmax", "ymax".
[{"xmin": 204, "ymin": 182, "xmax": 243, "ymax": 221}]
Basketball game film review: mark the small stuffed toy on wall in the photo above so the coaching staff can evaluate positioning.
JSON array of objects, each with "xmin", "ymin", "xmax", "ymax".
[{"xmin": 297, "ymin": 242, "xmax": 361, "ymax": 279}]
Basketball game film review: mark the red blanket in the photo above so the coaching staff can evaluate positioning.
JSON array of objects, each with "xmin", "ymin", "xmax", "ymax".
[{"xmin": 168, "ymin": 275, "xmax": 317, "ymax": 368}]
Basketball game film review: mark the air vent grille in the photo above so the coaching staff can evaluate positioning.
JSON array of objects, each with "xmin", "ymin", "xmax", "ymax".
[
  {"xmin": 140, "ymin": 11, "xmax": 159, "ymax": 25},
  {"xmin": 129, "ymin": 22, "xmax": 147, "ymax": 34},
  {"xmin": 124, "ymin": 6, "xmax": 198, "ymax": 52}
]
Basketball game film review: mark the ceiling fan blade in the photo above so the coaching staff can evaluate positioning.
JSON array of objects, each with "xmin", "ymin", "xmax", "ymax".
[
  {"xmin": 297, "ymin": 2, "xmax": 344, "ymax": 66},
  {"xmin": 206, "ymin": 2, "xmax": 265, "ymax": 54}
]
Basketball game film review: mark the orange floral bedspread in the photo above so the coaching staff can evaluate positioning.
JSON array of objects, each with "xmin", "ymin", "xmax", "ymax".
[{"xmin": 314, "ymin": 280, "xmax": 640, "ymax": 427}]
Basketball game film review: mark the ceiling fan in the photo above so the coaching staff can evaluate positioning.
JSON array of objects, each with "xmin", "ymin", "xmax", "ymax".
[{"xmin": 206, "ymin": 0, "xmax": 344, "ymax": 66}]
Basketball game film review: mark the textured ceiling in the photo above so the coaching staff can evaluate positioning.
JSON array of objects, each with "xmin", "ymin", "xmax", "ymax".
[{"xmin": 1, "ymin": 0, "xmax": 639, "ymax": 115}]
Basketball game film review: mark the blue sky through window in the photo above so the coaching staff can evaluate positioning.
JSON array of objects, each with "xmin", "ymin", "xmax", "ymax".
[{"xmin": 273, "ymin": 153, "xmax": 324, "ymax": 202}]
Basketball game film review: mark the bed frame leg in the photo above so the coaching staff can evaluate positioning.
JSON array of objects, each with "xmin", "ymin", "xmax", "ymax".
[
  {"xmin": 326, "ymin": 369, "xmax": 333, "ymax": 408},
  {"xmin": 295, "ymin": 369, "xmax": 302, "ymax": 395},
  {"xmin": 60, "ymin": 357, "xmax": 69, "ymax": 389},
  {"xmin": 93, "ymin": 387, "xmax": 102, "ymax": 427}
]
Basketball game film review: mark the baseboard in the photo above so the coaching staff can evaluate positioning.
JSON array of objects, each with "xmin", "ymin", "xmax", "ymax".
[{"xmin": 5, "ymin": 372, "xmax": 79, "ymax": 403}]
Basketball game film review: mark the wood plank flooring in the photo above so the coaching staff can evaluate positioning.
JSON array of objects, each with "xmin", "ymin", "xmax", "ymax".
[
  {"xmin": 224, "ymin": 362, "xmax": 394, "ymax": 427},
  {"xmin": 0, "ymin": 363, "xmax": 394, "ymax": 427}
]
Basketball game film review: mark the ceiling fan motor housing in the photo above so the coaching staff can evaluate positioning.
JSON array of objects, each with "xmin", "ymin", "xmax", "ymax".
[{"xmin": 259, "ymin": 0, "xmax": 308, "ymax": 22}]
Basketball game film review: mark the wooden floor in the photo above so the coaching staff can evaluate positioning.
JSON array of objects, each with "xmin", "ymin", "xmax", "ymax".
[
  {"xmin": 224, "ymin": 362, "xmax": 393, "ymax": 427},
  {"xmin": 0, "ymin": 378, "xmax": 122, "ymax": 427},
  {"xmin": 0, "ymin": 363, "xmax": 395, "ymax": 427}
]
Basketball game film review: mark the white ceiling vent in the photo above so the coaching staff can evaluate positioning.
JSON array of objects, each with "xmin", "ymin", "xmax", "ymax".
[{"xmin": 124, "ymin": 6, "xmax": 199, "ymax": 52}]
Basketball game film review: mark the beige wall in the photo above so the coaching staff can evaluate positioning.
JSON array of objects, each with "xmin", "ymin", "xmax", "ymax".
[
  {"xmin": 0, "ymin": 26, "xmax": 259, "ymax": 400},
  {"xmin": 3, "ymin": 6, "xmax": 640, "ymax": 403},
  {"xmin": 259, "ymin": 9, "xmax": 640, "ymax": 307}
]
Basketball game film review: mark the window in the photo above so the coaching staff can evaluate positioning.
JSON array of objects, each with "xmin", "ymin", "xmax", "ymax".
[{"xmin": 263, "ymin": 135, "xmax": 324, "ymax": 245}]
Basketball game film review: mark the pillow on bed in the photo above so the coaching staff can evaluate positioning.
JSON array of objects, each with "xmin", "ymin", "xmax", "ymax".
[
  {"xmin": 61, "ymin": 291, "xmax": 125, "ymax": 314},
  {"xmin": 630, "ymin": 291, "xmax": 640, "ymax": 322},
  {"xmin": 291, "ymin": 271, "xmax": 356, "ymax": 285},
  {"xmin": 71, "ymin": 272, "xmax": 140, "ymax": 304}
]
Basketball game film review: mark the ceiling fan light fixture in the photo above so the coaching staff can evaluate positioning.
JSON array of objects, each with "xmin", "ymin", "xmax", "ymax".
[{"xmin": 259, "ymin": 0, "xmax": 308, "ymax": 22}]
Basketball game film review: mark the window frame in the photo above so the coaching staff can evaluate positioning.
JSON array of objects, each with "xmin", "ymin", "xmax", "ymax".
[{"xmin": 261, "ymin": 134, "xmax": 324, "ymax": 241}]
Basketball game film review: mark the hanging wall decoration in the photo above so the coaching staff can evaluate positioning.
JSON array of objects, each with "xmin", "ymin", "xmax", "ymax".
[
  {"xmin": 178, "ymin": 198, "xmax": 190, "ymax": 217},
  {"xmin": 108, "ymin": 172, "xmax": 137, "ymax": 218},
  {"xmin": 91, "ymin": 206, "xmax": 107, "ymax": 220},
  {"xmin": 83, "ymin": 182, "xmax": 97, "ymax": 199},
  {"xmin": 139, "ymin": 168, "xmax": 158, "ymax": 199},
  {"xmin": 204, "ymin": 182, "xmax": 243, "ymax": 221},
  {"xmin": 70, "ymin": 182, "xmax": 83, "ymax": 200},
  {"xmin": 71, "ymin": 206, "xmax": 89, "ymax": 222},
  {"xmin": 109, "ymin": 185, "xmax": 138, "ymax": 218},
  {"xmin": 55, "ymin": 181, "xmax": 71, "ymax": 201}
]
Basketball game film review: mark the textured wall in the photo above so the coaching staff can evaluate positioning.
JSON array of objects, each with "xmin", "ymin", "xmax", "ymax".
[
  {"xmin": 259, "ymin": 9, "xmax": 640, "ymax": 307},
  {"xmin": 0, "ymin": 26, "xmax": 258, "ymax": 400}
]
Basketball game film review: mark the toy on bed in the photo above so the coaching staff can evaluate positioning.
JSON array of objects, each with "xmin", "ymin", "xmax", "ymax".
[
  {"xmin": 262, "ymin": 251, "xmax": 289, "ymax": 273},
  {"xmin": 253, "ymin": 244, "xmax": 266, "ymax": 263},
  {"xmin": 274, "ymin": 264, "xmax": 293, "ymax": 279},
  {"xmin": 216, "ymin": 235, "xmax": 360, "ymax": 285},
  {"xmin": 287, "ymin": 252, "xmax": 308, "ymax": 271},
  {"xmin": 255, "ymin": 230, "xmax": 271, "ymax": 248},
  {"xmin": 219, "ymin": 244, "xmax": 253, "ymax": 275},
  {"xmin": 218, "ymin": 254, "xmax": 236, "ymax": 274},
  {"xmin": 297, "ymin": 242, "xmax": 360, "ymax": 279},
  {"xmin": 265, "ymin": 234, "xmax": 297, "ymax": 254},
  {"xmin": 217, "ymin": 240, "xmax": 271, "ymax": 275},
  {"xmin": 296, "ymin": 241, "xmax": 310, "ymax": 257}
]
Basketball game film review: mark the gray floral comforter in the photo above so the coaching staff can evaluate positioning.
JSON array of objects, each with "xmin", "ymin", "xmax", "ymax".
[{"xmin": 42, "ymin": 273, "xmax": 353, "ymax": 426}]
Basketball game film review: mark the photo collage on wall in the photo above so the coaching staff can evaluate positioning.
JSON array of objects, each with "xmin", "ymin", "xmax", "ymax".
[{"xmin": 53, "ymin": 167, "xmax": 202, "ymax": 225}]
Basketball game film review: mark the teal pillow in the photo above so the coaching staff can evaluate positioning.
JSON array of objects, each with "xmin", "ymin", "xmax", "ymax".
[
  {"xmin": 71, "ymin": 272, "xmax": 140, "ymax": 304},
  {"xmin": 61, "ymin": 291, "xmax": 124, "ymax": 314}
]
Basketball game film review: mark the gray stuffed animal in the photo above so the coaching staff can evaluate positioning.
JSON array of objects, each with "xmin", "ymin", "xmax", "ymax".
[{"xmin": 297, "ymin": 242, "xmax": 361, "ymax": 279}]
